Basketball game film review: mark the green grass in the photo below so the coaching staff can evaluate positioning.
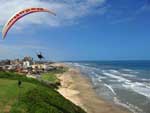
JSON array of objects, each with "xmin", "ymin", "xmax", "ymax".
[
  {"xmin": 41, "ymin": 72, "xmax": 59, "ymax": 83},
  {"xmin": 41, "ymin": 67, "xmax": 68, "ymax": 83},
  {"xmin": 0, "ymin": 71, "xmax": 58, "ymax": 88},
  {"xmin": 10, "ymin": 87, "xmax": 85, "ymax": 113},
  {"xmin": 0, "ymin": 71, "xmax": 86, "ymax": 113},
  {"xmin": 0, "ymin": 79, "xmax": 36, "ymax": 113}
]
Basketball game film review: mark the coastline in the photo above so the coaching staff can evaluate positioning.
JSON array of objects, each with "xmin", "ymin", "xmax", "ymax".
[{"xmin": 57, "ymin": 64, "xmax": 131, "ymax": 113}]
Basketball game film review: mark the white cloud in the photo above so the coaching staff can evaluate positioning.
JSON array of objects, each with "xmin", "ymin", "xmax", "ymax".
[
  {"xmin": 0, "ymin": 0, "xmax": 107, "ymax": 29},
  {"xmin": 0, "ymin": 0, "xmax": 107, "ymax": 60}
]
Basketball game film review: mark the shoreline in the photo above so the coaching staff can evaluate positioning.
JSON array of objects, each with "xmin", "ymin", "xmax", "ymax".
[{"xmin": 57, "ymin": 64, "xmax": 131, "ymax": 113}]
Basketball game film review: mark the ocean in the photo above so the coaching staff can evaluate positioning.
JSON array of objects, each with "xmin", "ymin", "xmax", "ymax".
[{"xmin": 66, "ymin": 61, "xmax": 150, "ymax": 113}]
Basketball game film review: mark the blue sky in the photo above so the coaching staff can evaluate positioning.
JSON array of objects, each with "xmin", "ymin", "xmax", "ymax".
[{"xmin": 0, "ymin": 0, "xmax": 150, "ymax": 61}]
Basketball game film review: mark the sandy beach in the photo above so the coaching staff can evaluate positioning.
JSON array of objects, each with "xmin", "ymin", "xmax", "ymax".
[{"xmin": 57, "ymin": 65, "xmax": 130, "ymax": 113}]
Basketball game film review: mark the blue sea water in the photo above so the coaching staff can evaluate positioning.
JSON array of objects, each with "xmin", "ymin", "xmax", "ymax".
[{"xmin": 66, "ymin": 61, "xmax": 150, "ymax": 113}]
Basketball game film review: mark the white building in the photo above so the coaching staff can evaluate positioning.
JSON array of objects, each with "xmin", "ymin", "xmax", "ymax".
[{"xmin": 23, "ymin": 61, "xmax": 31, "ymax": 68}]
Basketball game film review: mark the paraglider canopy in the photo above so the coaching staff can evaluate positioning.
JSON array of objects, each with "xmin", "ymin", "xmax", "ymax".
[{"xmin": 2, "ymin": 7, "xmax": 56, "ymax": 39}]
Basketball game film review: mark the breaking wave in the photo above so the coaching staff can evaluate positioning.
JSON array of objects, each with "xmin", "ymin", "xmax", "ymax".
[{"xmin": 66, "ymin": 61, "xmax": 150, "ymax": 113}]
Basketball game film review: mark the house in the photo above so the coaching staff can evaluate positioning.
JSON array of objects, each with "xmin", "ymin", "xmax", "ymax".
[
  {"xmin": 22, "ymin": 56, "xmax": 33, "ymax": 68},
  {"xmin": 23, "ymin": 61, "xmax": 30, "ymax": 68}
]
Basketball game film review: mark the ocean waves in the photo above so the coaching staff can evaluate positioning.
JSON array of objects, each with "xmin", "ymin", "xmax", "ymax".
[
  {"xmin": 101, "ymin": 70, "xmax": 150, "ymax": 99},
  {"xmin": 67, "ymin": 61, "xmax": 150, "ymax": 113}
]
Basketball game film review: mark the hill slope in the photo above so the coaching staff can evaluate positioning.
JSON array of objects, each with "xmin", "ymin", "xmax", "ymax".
[{"xmin": 0, "ymin": 72, "xmax": 86, "ymax": 113}]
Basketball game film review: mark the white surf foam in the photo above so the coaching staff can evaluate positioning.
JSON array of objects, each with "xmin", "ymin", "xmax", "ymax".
[
  {"xmin": 108, "ymin": 69, "xmax": 136, "ymax": 78},
  {"xmin": 104, "ymin": 84, "xmax": 116, "ymax": 95},
  {"xmin": 114, "ymin": 97, "xmax": 144, "ymax": 113},
  {"xmin": 121, "ymin": 73, "xmax": 136, "ymax": 77},
  {"xmin": 103, "ymin": 71, "xmax": 150, "ymax": 99},
  {"xmin": 98, "ymin": 76, "xmax": 107, "ymax": 79},
  {"xmin": 122, "ymin": 82, "xmax": 150, "ymax": 98},
  {"xmin": 122, "ymin": 69, "xmax": 139, "ymax": 74},
  {"xmin": 102, "ymin": 71, "xmax": 131, "ymax": 83},
  {"xmin": 109, "ymin": 69, "xmax": 120, "ymax": 74},
  {"xmin": 122, "ymin": 69, "xmax": 134, "ymax": 72}
]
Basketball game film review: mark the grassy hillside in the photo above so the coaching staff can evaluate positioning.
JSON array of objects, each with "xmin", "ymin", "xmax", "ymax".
[
  {"xmin": 0, "ymin": 72, "xmax": 86, "ymax": 113},
  {"xmin": 41, "ymin": 72, "xmax": 59, "ymax": 83},
  {"xmin": 41, "ymin": 67, "xmax": 68, "ymax": 84},
  {"xmin": 0, "ymin": 79, "xmax": 36, "ymax": 113}
]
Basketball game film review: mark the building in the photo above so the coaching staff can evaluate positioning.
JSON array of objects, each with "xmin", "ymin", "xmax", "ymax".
[
  {"xmin": 10, "ymin": 59, "xmax": 20, "ymax": 66},
  {"xmin": 23, "ymin": 61, "xmax": 31, "ymax": 68},
  {"xmin": 32, "ymin": 64, "xmax": 47, "ymax": 70},
  {"xmin": 22, "ymin": 56, "xmax": 33, "ymax": 68},
  {"xmin": 0, "ymin": 59, "xmax": 11, "ymax": 66}
]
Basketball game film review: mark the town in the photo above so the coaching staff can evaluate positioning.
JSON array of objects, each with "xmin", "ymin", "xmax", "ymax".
[{"xmin": 0, "ymin": 56, "xmax": 60, "ymax": 79}]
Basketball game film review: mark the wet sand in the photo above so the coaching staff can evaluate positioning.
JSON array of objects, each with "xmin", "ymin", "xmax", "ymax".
[{"xmin": 57, "ymin": 65, "xmax": 130, "ymax": 113}]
